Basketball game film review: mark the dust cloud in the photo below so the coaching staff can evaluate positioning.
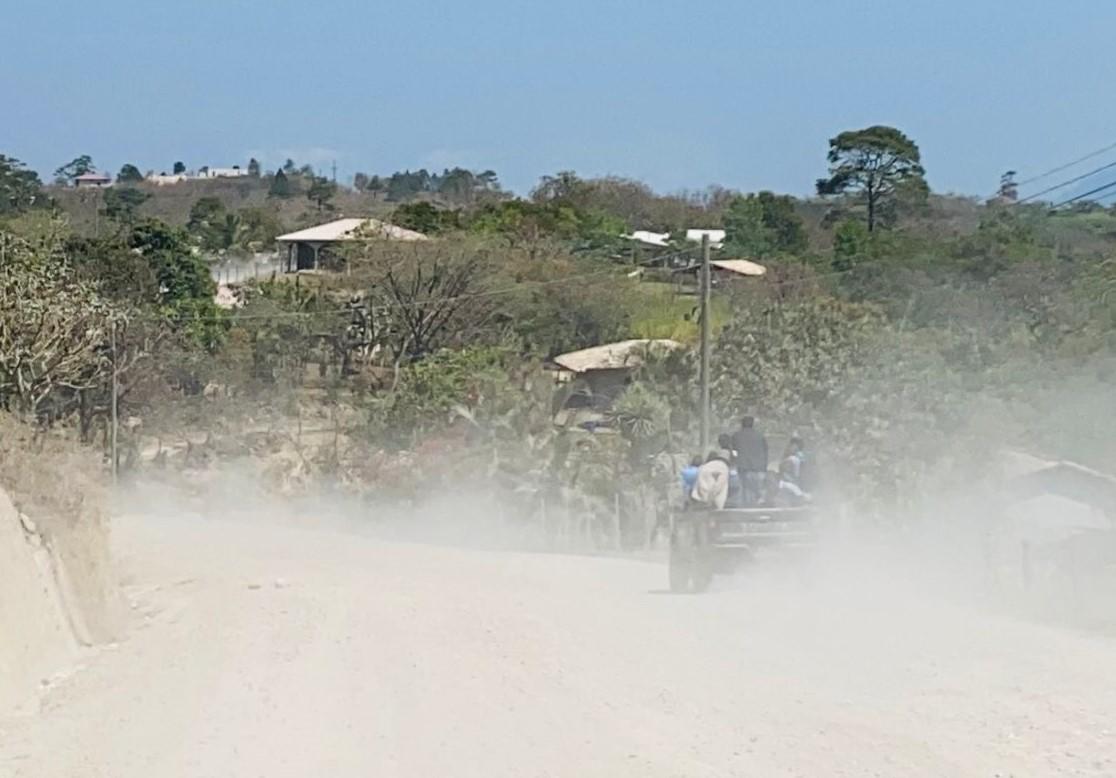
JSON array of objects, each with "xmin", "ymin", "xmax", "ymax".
[{"xmin": 3, "ymin": 440, "xmax": 1115, "ymax": 776}]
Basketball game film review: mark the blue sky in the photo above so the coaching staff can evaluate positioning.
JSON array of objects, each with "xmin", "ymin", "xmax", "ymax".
[{"xmin": 6, "ymin": 0, "xmax": 1116, "ymax": 198}]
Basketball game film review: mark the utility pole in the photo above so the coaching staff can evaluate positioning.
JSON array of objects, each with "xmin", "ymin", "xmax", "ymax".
[
  {"xmin": 331, "ymin": 160, "xmax": 337, "ymax": 183},
  {"xmin": 699, "ymin": 233, "xmax": 712, "ymax": 452},
  {"xmin": 110, "ymin": 319, "xmax": 119, "ymax": 484}
]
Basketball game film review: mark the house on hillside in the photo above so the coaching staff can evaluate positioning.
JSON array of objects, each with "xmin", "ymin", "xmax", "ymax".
[
  {"xmin": 684, "ymin": 229, "xmax": 726, "ymax": 248},
  {"xmin": 626, "ymin": 230, "xmax": 671, "ymax": 249},
  {"xmin": 622, "ymin": 228, "xmax": 730, "ymax": 270},
  {"xmin": 623, "ymin": 229, "xmax": 727, "ymax": 251},
  {"xmin": 548, "ymin": 339, "xmax": 680, "ymax": 429},
  {"xmin": 197, "ymin": 166, "xmax": 249, "ymax": 179},
  {"xmin": 992, "ymin": 451, "xmax": 1116, "ymax": 597},
  {"xmin": 147, "ymin": 173, "xmax": 188, "ymax": 186},
  {"xmin": 276, "ymin": 217, "xmax": 429, "ymax": 272},
  {"xmin": 1000, "ymin": 452, "xmax": 1116, "ymax": 533},
  {"xmin": 73, "ymin": 172, "xmax": 112, "ymax": 188}
]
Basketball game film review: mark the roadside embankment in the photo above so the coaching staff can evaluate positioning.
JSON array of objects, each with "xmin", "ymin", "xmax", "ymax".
[{"xmin": 0, "ymin": 419, "xmax": 121, "ymax": 710}]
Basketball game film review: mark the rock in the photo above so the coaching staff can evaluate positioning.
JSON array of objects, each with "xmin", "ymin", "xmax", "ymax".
[{"xmin": 18, "ymin": 512, "xmax": 37, "ymax": 535}]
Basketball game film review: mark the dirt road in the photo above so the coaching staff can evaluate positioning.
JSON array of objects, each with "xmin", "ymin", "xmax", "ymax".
[{"xmin": 1, "ymin": 510, "xmax": 1114, "ymax": 777}]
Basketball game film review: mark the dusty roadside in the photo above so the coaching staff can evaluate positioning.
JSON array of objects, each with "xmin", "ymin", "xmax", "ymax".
[{"xmin": 2, "ymin": 506, "xmax": 1114, "ymax": 777}]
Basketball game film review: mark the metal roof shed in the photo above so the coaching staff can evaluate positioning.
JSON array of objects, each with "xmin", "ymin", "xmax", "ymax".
[{"xmin": 276, "ymin": 218, "xmax": 428, "ymax": 272}]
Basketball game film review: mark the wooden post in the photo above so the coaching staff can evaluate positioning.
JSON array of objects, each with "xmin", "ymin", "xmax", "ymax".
[
  {"xmin": 614, "ymin": 492, "xmax": 623, "ymax": 551},
  {"xmin": 699, "ymin": 234, "xmax": 712, "ymax": 451},
  {"xmin": 110, "ymin": 320, "xmax": 118, "ymax": 484}
]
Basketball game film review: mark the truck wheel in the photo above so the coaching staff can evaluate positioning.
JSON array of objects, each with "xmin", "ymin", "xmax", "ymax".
[
  {"xmin": 669, "ymin": 527, "xmax": 693, "ymax": 593},
  {"xmin": 691, "ymin": 521, "xmax": 713, "ymax": 593}
]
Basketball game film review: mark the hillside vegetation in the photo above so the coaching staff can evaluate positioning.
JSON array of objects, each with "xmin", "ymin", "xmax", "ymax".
[{"xmin": 3, "ymin": 128, "xmax": 1116, "ymax": 543}]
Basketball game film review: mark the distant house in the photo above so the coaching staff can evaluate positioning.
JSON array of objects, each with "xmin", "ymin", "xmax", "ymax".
[
  {"xmin": 1000, "ymin": 452, "xmax": 1116, "ymax": 534},
  {"xmin": 626, "ymin": 230, "xmax": 671, "ymax": 249},
  {"xmin": 622, "ymin": 229, "xmax": 727, "ymax": 251},
  {"xmin": 276, "ymin": 217, "xmax": 429, "ymax": 272},
  {"xmin": 994, "ymin": 451, "xmax": 1116, "ymax": 596},
  {"xmin": 623, "ymin": 228, "xmax": 729, "ymax": 270},
  {"xmin": 684, "ymin": 229, "xmax": 726, "ymax": 248},
  {"xmin": 73, "ymin": 172, "xmax": 112, "ymax": 188},
  {"xmin": 147, "ymin": 173, "xmax": 188, "ymax": 186},
  {"xmin": 548, "ymin": 339, "xmax": 681, "ymax": 429},
  {"xmin": 197, "ymin": 166, "xmax": 249, "ymax": 179}
]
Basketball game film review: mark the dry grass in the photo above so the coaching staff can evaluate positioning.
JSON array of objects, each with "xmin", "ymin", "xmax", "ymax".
[{"xmin": 0, "ymin": 415, "xmax": 106, "ymax": 534}]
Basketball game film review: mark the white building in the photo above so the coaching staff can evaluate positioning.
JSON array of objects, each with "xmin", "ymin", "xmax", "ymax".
[
  {"xmin": 73, "ymin": 172, "xmax": 112, "ymax": 188},
  {"xmin": 147, "ymin": 173, "xmax": 189, "ymax": 186},
  {"xmin": 623, "ymin": 228, "xmax": 727, "ymax": 250},
  {"xmin": 197, "ymin": 166, "xmax": 249, "ymax": 179},
  {"xmin": 684, "ymin": 229, "xmax": 726, "ymax": 249}
]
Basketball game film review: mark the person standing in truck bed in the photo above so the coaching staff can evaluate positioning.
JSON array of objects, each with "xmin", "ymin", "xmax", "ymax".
[{"xmin": 730, "ymin": 416, "xmax": 768, "ymax": 506}]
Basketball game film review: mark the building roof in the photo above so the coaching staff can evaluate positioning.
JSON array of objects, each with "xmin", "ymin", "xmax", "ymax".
[
  {"xmin": 711, "ymin": 259, "xmax": 767, "ymax": 277},
  {"xmin": 624, "ymin": 228, "xmax": 729, "ymax": 249},
  {"xmin": 685, "ymin": 229, "xmax": 726, "ymax": 248},
  {"xmin": 1000, "ymin": 450, "xmax": 1116, "ymax": 515},
  {"xmin": 676, "ymin": 258, "xmax": 767, "ymax": 277},
  {"xmin": 625, "ymin": 230, "xmax": 671, "ymax": 247},
  {"xmin": 74, "ymin": 172, "xmax": 111, "ymax": 181},
  {"xmin": 276, "ymin": 218, "xmax": 428, "ymax": 244},
  {"xmin": 552, "ymin": 339, "xmax": 680, "ymax": 373}
]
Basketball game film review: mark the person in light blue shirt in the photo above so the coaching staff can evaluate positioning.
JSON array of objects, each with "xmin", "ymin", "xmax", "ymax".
[{"xmin": 680, "ymin": 455, "xmax": 702, "ymax": 502}]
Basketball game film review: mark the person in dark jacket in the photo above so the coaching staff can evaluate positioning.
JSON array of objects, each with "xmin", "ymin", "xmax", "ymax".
[{"xmin": 730, "ymin": 416, "xmax": 768, "ymax": 505}]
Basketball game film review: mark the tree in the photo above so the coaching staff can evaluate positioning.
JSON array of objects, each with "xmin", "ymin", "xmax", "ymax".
[
  {"xmin": 0, "ymin": 155, "xmax": 43, "ymax": 215},
  {"xmin": 53, "ymin": 155, "xmax": 95, "ymax": 185},
  {"xmin": 997, "ymin": 170, "xmax": 1018, "ymax": 202},
  {"xmin": 268, "ymin": 169, "xmax": 293, "ymax": 198},
  {"xmin": 477, "ymin": 170, "xmax": 500, "ymax": 191},
  {"xmin": 173, "ymin": 161, "xmax": 187, "ymax": 175},
  {"xmin": 722, "ymin": 195, "xmax": 773, "ymax": 257},
  {"xmin": 282, "ymin": 159, "xmax": 297, "ymax": 174},
  {"xmin": 503, "ymin": 265, "xmax": 634, "ymax": 357},
  {"xmin": 102, "ymin": 187, "xmax": 150, "ymax": 225},
  {"xmin": 127, "ymin": 219, "xmax": 225, "ymax": 351},
  {"xmin": 832, "ymin": 219, "xmax": 871, "ymax": 272},
  {"xmin": 306, "ymin": 176, "xmax": 337, "ymax": 213},
  {"xmin": 356, "ymin": 244, "xmax": 497, "ymax": 361},
  {"xmin": 467, "ymin": 199, "xmax": 581, "ymax": 251},
  {"xmin": 0, "ymin": 228, "xmax": 119, "ymax": 416},
  {"xmin": 353, "ymin": 172, "xmax": 370, "ymax": 191},
  {"xmin": 117, "ymin": 163, "xmax": 144, "ymax": 183},
  {"xmin": 216, "ymin": 213, "xmax": 242, "ymax": 251},
  {"xmin": 187, "ymin": 196, "xmax": 227, "ymax": 250},
  {"xmin": 247, "ymin": 158, "xmax": 261, "ymax": 177},
  {"xmin": 816, "ymin": 126, "xmax": 926, "ymax": 232},
  {"xmin": 531, "ymin": 170, "xmax": 589, "ymax": 207},
  {"xmin": 385, "ymin": 169, "xmax": 432, "ymax": 202},
  {"xmin": 391, "ymin": 202, "xmax": 458, "ymax": 235},
  {"xmin": 237, "ymin": 207, "xmax": 283, "ymax": 248}
]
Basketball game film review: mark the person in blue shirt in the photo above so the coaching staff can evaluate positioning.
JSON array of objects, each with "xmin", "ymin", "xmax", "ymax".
[{"xmin": 680, "ymin": 455, "xmax": 702, "ymax": 502}]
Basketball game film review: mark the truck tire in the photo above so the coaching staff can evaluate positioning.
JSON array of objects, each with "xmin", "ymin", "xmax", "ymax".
[
  {"xmin": 690, "ymin": 521, "xmax": 713, "ymax": 593},
  {"xmin": 669, "ymin": 526, "xmax": 693, "ymax": 593}
]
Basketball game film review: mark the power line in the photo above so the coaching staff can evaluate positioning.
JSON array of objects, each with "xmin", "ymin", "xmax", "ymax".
[
  {"xmin": 128, "ymin": 266, "xmax": 629, "ymax": 324},
  {"xmin": 125, "ymin": 245, "xmax": 926, "ymax": 330},
  {"xmin": 1015, "ymin": 139, "xmax": 1116, "ymax": 190},
  {"xmin": 133, "ymin": 244, "xmax": 703, "ymax": 325},
  {"xmin": 1049, "ymin": 179, "xmax": 1116, "ymax": 209},
  {"xmin": 1017, "ymin": 158, "xmax": 1116, "ymax": 203}
]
